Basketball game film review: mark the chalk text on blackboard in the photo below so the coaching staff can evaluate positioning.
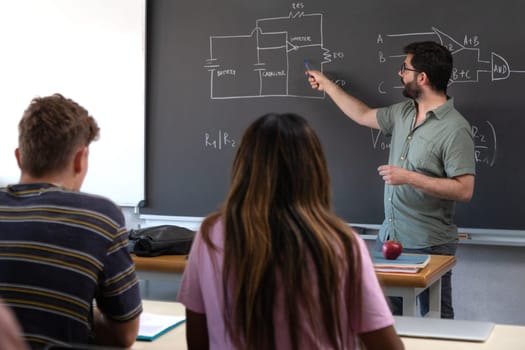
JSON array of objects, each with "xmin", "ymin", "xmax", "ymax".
[{"xmin": 205, "ymin": 130, "xmax": 237, "ymax": 150}]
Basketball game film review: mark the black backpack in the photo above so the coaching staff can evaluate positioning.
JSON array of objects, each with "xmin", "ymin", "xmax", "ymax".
[{"xmin": 128, "ymin": 225, "xmax": 195, "ymax": 257}]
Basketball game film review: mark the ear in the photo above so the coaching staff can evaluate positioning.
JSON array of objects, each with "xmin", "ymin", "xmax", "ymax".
[
  {"xmin": 418, "ymin": 71, "xmax": 429, "ymax": 84},
  {"xmin": 14, "ymin": 148, "xmax": 22, "ymax": 169},
  {"xmin": 73, "ymin": 147, "xmax": 88, "ymax": 175}
]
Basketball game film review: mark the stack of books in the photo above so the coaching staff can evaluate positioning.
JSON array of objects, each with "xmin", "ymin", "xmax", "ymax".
[{"xmin": 371, "ymin": 253, "xmax": 430, "ymax": 273}]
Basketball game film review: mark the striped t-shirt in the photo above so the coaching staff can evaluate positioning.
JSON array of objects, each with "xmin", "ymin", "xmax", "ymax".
[{"xmin": 0, "ymin": 183, "xmax": 142, "ymax": 349}]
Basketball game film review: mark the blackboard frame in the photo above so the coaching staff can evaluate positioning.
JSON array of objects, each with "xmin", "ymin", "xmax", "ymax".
[{"xmin": 143, "ymin": 0, "xmax": 525, "ymax": 234}]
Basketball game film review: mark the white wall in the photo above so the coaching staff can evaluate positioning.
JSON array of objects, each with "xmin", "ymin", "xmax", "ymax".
[{"xmin": 0, "ymin": 0, "xmax": 145, "ymax": 206}]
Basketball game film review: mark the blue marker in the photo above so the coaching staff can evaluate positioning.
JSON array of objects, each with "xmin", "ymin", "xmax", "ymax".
[
  {"xmin": 304, "ymin": 59, "xmax": 314, "ymax": 80},
  {"xmin": 303, "ymin": 59, "xmax": 312, "ymax": 71}
]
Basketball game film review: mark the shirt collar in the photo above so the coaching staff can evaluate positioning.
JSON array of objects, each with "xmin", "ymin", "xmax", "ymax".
[
  {"xmin": 6, "ymin": 183, "xmax": 63, "ymax": 196},
  {"xmin": 409, "ymin": 97, "xmax": 455, "ymax": 120},
  {"xmin": 430, "ymin": 97, "xmax": 455, "ymax": 120}
]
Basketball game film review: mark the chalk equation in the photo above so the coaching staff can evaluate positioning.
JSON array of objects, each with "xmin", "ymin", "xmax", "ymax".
[
  {"xmin": 370, "ymin": 121, "xmax": 497, "ymax": 167},
  {"xmin": 472, "ymin": 120, "xmax": 497, "ymax": 167},
  {"xmin": 204, "ymin": 130, "xmax": 237, "ymax": 150},
  {"xmin": 203, "ymin": 3, "xmax": 342, "ymax": 99},
  {"xmin": 375, "ymin": 27, "xmax": 525, "ymax": 94}
]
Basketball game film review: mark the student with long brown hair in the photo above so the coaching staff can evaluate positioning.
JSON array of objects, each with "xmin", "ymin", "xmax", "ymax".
[{"xmin": 177, "ymin": 113, "xmax": 403, "ymax": 350}]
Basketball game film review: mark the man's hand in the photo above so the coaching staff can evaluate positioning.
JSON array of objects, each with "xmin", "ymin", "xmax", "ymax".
[
  {"xmin": 378, "ymin": 164, "xmax": 475, "ymax": 202},
  {"xmin": 377, "ymin": 164, "xmax": 409, "ymax": 185},
  {"xmin": 93, "ymin": 307, "xmax": 140, "ymax": 348},
  {"xmin": 306, "ymin": 70, "xmax": 329, "ymax": 91}
]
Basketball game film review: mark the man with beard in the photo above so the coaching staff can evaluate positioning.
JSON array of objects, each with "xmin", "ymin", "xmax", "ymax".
[{"xmin": 306, "ymin": 41, "xmax": 475, "ymax": 319}]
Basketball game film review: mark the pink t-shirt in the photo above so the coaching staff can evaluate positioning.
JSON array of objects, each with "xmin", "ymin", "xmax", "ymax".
[{"xmin": 177, "ymin": 219, "xmax": 394, "ymax": 349}]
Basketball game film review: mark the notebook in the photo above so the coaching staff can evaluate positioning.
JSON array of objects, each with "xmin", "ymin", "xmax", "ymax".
[
  {"xmin": 394, "ymin": 316, "xmax": 495, "ymax": 342},
  {"xmin": 137, "ymin": 312, "xmax": 186, "ymax": 341},
  {"xmin": 372, "ymin": 253, "xmax": 430, "ymax": 273}
]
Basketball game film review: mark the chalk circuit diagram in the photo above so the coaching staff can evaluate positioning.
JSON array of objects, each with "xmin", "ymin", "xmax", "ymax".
[
  {"xmin": 203, "ymin": 11, "xmax": 331, "ymax": 99},
  {"xmin": 376, "ymin": 26, "xmax": 525, "ymax": 94}
]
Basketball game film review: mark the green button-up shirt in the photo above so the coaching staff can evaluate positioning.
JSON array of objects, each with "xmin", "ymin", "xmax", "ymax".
[{"xmin": 376, "ymin": 98, "xmax": 476, "ymax": 248}]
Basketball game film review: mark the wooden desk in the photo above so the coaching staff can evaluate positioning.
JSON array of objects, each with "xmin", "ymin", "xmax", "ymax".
[
  {"xmin": 376, "ymin": 255, "xmax": 456, "ymax": 317},
  {"xmin": 135, "ymin": 300, "xmax": 525, "ymax": 350},
  {"xmin": 132, "ymin": 254, "xmax": 456, "ymax": 317},
  {"xmin": 132, "ymin": 254, "xmax": 186, "ymax": 281},
  {"xmin": 132, "ymin": 255, "xmax": 187, "ymax": 274}
]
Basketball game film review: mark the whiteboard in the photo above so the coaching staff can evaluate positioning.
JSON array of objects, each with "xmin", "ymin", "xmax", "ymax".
[{"xmin": 0, "ymin": 0, "xmax": 145, "ymax": 206}]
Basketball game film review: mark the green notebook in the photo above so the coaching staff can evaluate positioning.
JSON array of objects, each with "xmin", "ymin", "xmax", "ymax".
[{"xmin": 372, "ymin": 252, "xmax": 430, "ymax": 265}]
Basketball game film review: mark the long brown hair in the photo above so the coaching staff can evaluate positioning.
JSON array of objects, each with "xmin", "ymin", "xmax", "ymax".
[{"xmin": 201, "ymin": 113, "xmax": 362, "ymax": 349}]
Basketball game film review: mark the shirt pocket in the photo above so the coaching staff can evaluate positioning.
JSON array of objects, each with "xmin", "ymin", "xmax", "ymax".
[{"xmin": 406, "ymin": 135, "xmax": 444, "ymax": 176}]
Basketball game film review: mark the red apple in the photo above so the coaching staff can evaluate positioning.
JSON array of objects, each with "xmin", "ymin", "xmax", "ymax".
[{"xmin": 382, "ymin": 240, "xmax": 403, "ymax": 260}]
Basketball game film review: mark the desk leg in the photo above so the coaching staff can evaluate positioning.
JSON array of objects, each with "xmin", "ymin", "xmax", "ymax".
[
  {"xmin": 402, "ymin": 290, "xmax": 418, "ymax": 316},
  {"xmin": 426, "ymin": 278, "xmax": 442, "ymax": 318},
  {"xmin": 383, "ymin": 286, "xmax": 418, "ymax": 316}
]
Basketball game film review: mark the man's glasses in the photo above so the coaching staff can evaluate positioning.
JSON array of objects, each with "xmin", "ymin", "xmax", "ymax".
[{"xmin": 400, "ymin": 62, "xmax": 420, "ymax": 74}]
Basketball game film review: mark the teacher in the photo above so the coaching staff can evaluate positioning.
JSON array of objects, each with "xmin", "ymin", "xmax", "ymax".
[{"xmin": 307, "ymin": 41, "xmax": 476, "ymax": 319}]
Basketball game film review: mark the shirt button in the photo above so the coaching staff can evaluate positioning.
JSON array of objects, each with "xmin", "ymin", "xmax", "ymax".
[{"xmin": 400, "ymin": 156, "xmax": 405, "ymax": 160}]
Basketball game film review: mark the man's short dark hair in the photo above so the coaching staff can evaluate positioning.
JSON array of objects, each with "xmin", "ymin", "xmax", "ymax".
[{"xmin": 404, "ymin": 41, "xmax": 453, "ymax": 93}]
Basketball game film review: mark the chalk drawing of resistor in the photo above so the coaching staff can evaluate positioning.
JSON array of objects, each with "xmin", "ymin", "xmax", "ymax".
[{"xmin": 203, "ymin": 11, "xmax": 331, "ymax": 100}]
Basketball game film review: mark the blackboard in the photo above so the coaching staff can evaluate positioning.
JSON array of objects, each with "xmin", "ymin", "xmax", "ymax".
[{"xmin": 143, "ymin": 0, "xmax": 525, "ymax": 231}]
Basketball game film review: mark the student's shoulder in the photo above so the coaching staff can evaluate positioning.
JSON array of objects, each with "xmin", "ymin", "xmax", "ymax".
[{"xmin": 56, "ymin": 189, "xmax": 125, "ymax": 223}]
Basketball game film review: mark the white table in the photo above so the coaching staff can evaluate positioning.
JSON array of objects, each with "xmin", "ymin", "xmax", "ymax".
[{"xmin": 136, "ymin": 300, "xmax": 525, "ymax": 350}]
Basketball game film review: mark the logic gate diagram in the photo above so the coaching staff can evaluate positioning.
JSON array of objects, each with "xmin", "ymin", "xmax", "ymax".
[
  {"xmin": 204, "ymin": 11, "xmax": 331, "ymax": 99},
  {"xmin": 376, "ymin": 27, "xmax": 525, "ymax": 94}
]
